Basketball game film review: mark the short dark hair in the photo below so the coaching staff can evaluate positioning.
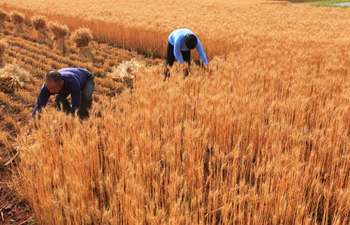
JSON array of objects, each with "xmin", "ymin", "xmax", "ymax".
[
  {"xmin": 45, "ymin": 71, "xmax": 62, "ymax": 84},
  {"xmin": 185, "ymin": 34, "xmax": 197, "ymax": 50}
]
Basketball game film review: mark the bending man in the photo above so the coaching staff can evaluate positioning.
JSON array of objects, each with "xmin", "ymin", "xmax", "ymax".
[
  {"xmin": 32, "ymin": 67, "xmax": 94, "ymax": 120},
  {"xmin": 164, "ymin": 28, "xmax": 211, "ymax": 79}
]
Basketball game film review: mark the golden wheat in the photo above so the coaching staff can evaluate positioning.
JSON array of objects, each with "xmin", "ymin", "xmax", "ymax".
[
  {"xmin": 0, "ymin": 9, "xmax": 7, "ymax": 29},
  {"xmin": 17, "ymin": 48, "xmax": 350, "ymax": 224},
  {"xmin": 1, "ymin": 1, "xmax": 350, "ymax": 60},
  {"xmin": 0, "ymin": 1, "xmax": 349, "ymax": 224},
  {"xmin": 70, "ymin": 28, "xmax": 94, "ymax": 60},
  {"xmin": 30, "ymin": 15, "xmax": 49, "ymax": 42},
  {"xmin": 9, "ymin": 11, "xmax": 25, "ymax": 33},
  {"xmin": 0, "ymin": 39, "xmax": 6, "ymax": 67},
  {"xmin": 48, "ymin": 21, "xmax": 69, "ymax": 55}
]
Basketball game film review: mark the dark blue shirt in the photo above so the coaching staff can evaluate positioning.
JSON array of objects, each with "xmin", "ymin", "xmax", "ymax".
[{"xmin": 32, "ymin": 68, "xmax": 91, "ymax": 118}]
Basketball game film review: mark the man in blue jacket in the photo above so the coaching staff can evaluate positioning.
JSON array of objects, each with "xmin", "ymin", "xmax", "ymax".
[
  {"xmin": 32, "ymin": 67, "xmax": 94, "ymax": 120},
  {"xmin": 164, "ymin": 28, "xmax": 211, "ymax": 79}
]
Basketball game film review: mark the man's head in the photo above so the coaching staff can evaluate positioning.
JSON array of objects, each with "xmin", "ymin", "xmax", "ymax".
[
  {"xmin": 184, "ymin": 34, "xmax": 197, "ymax": 50},
  {"xmin": 45, "ymin": 71, "xmax": 64, "ymax": 94}
]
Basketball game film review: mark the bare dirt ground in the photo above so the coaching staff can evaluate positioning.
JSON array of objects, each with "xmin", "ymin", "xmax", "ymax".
[{"xmin": 1, "ymin": 152, "xmax": 33, "ymax": 224}]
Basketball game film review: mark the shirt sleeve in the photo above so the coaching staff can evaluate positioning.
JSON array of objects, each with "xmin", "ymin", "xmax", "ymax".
[
  {"xmin": 196, "ymin": 39, "xmax": 209, "ymax": 65},
  {"xmin": 70, "ymin": 84, "xmax": 81, "ymax": 115},
  {"xmin": 173, "ymin": 38, "xmax": 184, "ymax": 64},
  {"xmin": 32, "ymin": 84, "xmax": 51, "ymax": 118}
]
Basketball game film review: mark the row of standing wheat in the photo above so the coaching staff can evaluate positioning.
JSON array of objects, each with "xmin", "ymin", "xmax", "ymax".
[
  {"xmin": 16, "ymin": 40, "xmax": 350, "ymax": 224},
  {"xmin": 8, "ymin": 45, "xmax": 350, "ymax": 222},
  {"xmin": 1, "ymin": 3, "xmax": 349, "ymax": 224}
]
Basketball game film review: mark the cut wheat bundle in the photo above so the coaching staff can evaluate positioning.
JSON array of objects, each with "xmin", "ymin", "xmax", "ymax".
[
  {"xmin": 48, "ymin": 21, "xmax": 69, "ymax": 55},
  {"xmin": 10, "ymin": 11, "xmax": 25, "ymax": 33},
  {"xmin": 0, "ymin": 9, "xmax": 7, "ymax": 29},
  {"xmin": 70, "ymin": 28, "xmax": 94, "ymax": 60},
  {"xmin": 31, "ymin": 15, "xmax": 49, "ymax": 42},
  {"xmin": 0, "ymin": 74, "xmax": 23, "ymax": 93}
]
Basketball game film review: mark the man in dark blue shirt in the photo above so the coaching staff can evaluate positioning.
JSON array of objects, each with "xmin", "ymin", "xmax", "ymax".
[{"xmin": 32, "ymin": 67, "xmax": 95, "ymax": 120}]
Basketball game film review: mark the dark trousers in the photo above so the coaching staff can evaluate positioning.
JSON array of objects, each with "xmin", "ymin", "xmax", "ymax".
[
  {"xmin": 55, "ymin": 75, "xmax": 95, "ymax": 120},
  {"xmin": 166, "ymin": 42, "xmax": 191, "ymax": 66},
  {"xmin": 165, "ymin": 42, "xmax": 191, "ymax": 78}
]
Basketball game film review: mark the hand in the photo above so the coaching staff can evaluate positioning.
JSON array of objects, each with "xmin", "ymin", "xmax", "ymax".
[
  {"xmin": 204, "ymin": 65, "xmax": 212, "ymax": 75},
  {"xmin": 182, "ymin": 63, "xmax": 190, "ymax": 76}
]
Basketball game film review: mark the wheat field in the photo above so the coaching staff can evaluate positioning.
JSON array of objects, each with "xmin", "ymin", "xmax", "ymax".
[
  {"xmin": 0, "ymin": 0, "xmax": 349, "ymax": 224},
  {"xmin": 2, "ymin": 0, "xmax": 350, "ymax": 58}
]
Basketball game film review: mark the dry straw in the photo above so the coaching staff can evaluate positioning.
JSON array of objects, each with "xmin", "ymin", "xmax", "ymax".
[
  {"xmin": 70, "ymin": 28, "xmax": 93, "ymax": 48},
  {"xmin": 31, "ymin": 15, "xmax": 49, "ymax": 42},
  {"xmin": 262, "ymin": 1, "xmax": 292, "ymax": 6},
  {"xmin": 48, "ymin": 21, "xmax": 69, "ymax": 55},
  {"xmin": 0, "ymin": 63, "xmax": 32, "ymax": 83},
  {"xmin": 10, "ymin": 11, "xmax": 25, "ymax": 33},
  {"xmin": 0, "ymin": 74, "xmax": 23, "ymax": 93},
  {"xmin": 0, "ymin": 39, "xmax": 7, "ymax": 68},
  {"xmin": 0, "ymin": 39, "xmax": 6, "ymax": 56},
  {"xmin": 0, "ymin": 63, "xmax": 30, "ymax": 93},
  {"xmin": 108, "ymin": 59, "xmax": 140, "ymax": 88},
  {"xmin": 70, "ymin": 28, "xmax": 94, "ymax": 60},
  {"xmin": 0, "ymin": 9, "xmax": 7, "ymax": 29}
]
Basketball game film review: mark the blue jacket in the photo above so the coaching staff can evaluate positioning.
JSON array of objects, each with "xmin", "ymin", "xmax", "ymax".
[
  {"xmin": 32, "ymin": 68, "xmax": 91, "ymax": 118},
  {"xmin": 168, "ymin": 28, "xmax": 209, "ymax": 65}
]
